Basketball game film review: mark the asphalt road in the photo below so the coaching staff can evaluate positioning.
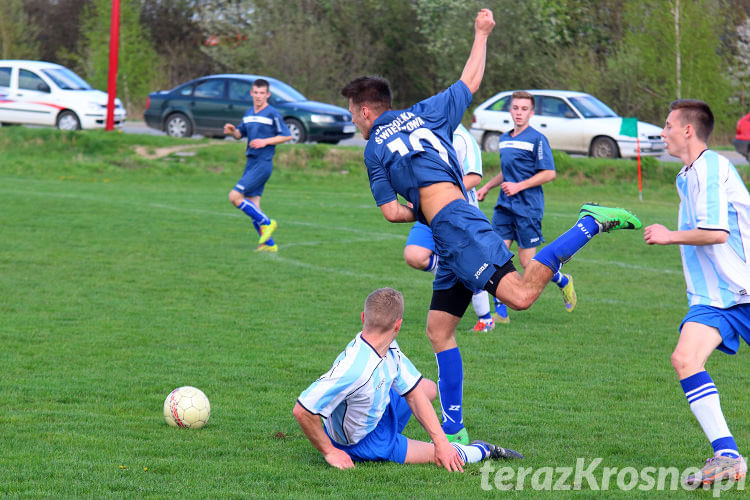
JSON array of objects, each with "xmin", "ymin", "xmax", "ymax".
[{"xmin": 123, "ymin": 120, "xmax": 748, "ymax": 165}]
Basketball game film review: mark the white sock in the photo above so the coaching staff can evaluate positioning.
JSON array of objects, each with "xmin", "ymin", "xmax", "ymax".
[
  {"xmin": 471, "ymin": 291, "xmax": 491, "ymax": 319},
  {"xmin": 451, "ymin": 443, "xmax": 487, "ymax": 463}
]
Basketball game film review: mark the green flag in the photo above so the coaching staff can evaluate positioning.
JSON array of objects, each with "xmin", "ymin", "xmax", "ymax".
[{"xmin": 620, "ymin": 117, "xmax": 638, "ymax": 138}]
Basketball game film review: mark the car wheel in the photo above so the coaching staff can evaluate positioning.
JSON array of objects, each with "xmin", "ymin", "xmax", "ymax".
[
  {"xmin": 284, "ymin": 118, "xmax": 306, "ymax": 144},
  {"xmin": 57, "ymin": 110, "xmax": 81, "ymax": 131},
  {"xmin": 482, "ymin": 132, "xmax": 500, "ymax": 153},
  {"xmin": 165, "ymin": 113, "xmax": 193, "ymax": 138},
  {"xmin": 590, "ymin": 137, "xmax": 619, "ymax": 158}
]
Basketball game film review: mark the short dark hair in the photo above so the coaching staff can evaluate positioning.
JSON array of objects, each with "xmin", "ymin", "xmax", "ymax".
[
  {"xmin": 341, "ymin": 76, "xmax": 392, "ymax": 110},
  {"xmin": 253, "ymin": 78, "xmax": 270, "ymax": 90},
  {"xmin": 669, "ymin": 99, "xmax": 714, "ymax": 142},
  {"xmin": 511, "ymin": 91, "xmax": 535, "ymax": 109},
  {"xmin": 363, "ymin": 288, "xmax": 403, "ymax": 333}
]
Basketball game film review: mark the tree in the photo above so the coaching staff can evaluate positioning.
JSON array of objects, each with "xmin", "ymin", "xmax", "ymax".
[
  {"xmin": 0, "ymin": 0, "xmax": 40, "ymax": 59},
  {"xmin": 74, "ymin": 0, "xmax": 164, "ymax": 113}
]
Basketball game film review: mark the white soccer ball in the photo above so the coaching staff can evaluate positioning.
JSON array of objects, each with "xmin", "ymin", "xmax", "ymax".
[{"xmin": 163, "ymin": 386, "xmax": 211, "ymax": 429}]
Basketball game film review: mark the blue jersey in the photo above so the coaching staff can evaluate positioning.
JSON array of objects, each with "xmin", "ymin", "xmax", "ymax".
[
  {"xmin": 364, "ymin": 81, "xmax": 473, "ymax": 224},
  {"xmin": 236, "ymin": 104, "xmax": 290, "ymax": 161},
  {"xmin": 296, "ymin": 332, "xmax": 422, "ymax": 446},
  {"xmin": 496, "ymin": 126, "xmax": 554, "ymax": 217}
]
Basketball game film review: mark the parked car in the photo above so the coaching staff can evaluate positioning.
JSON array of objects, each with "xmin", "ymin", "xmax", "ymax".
[
  {"xmin": 470, "ymin": 89, "xmax": 665, "ymax": 158},
  {"xmin": 0, "ymin": 60, "xmax": 126, "ymax": 130},
  {"xmin": 143, "ymin": 74, "xmax": 355, "ymax": 143},
  {"xmin": 733, "ymin": 112, "xmax": 750, "ymax": 161}
]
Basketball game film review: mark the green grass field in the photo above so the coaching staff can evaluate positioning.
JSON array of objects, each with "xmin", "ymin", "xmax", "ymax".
[{"xmin": 1, "ymin": 128, "xmax": 748, "ymax": 498}]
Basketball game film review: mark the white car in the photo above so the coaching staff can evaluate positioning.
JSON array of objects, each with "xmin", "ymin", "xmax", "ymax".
[
  {"xmin": 470, "ymin": 89, "xmax": 664, "ymax": 158},
  {"xmin": 0, "ymin": 60, "xmax": 126, "ymax": 130}
]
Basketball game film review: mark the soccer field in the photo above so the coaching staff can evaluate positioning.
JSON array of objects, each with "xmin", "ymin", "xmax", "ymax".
[{"xmin": 1, "ymin": 129, "xmax": 747, "ymax": 498}]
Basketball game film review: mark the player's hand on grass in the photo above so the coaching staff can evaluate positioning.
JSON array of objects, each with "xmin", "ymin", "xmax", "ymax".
[
  {"xmin": 324, "ymin": 449, "xmax": 355, "ymax": 470},
  {"xmin": 644, "ymin": 223, "xmax": 671, "ymax": 245},
  {"xmin": 434, "ymin": 441, "xmax": 464, "ymax": 472}
]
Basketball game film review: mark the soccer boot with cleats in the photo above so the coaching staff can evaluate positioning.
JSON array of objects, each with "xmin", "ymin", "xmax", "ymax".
[
  {"xmin": 492, "ymin": 303, "xmax": 509, "ymax": 324},
  {"xmin": 578, "ymin": 203, "xmax": 642, "ymax": 232},
  {"xmin": 561, "ymin": 274, "xmax": 576, "ymax": 312},
  {"xmin": 258, "ymin": 219, "xmax": 278, "ymax": 245},
  {"xmin": 445, "ymin": 427, "xmax": 470, "ymax": 445},
  {"xmin": 684, "ymin": 454, "xmax": 747, "ymax": 486},
  {"xmin": 471, "ymin": 440, "xmax": 524, "ymax": 460},
  {"xmin": 256, "ymin": 243, "xmax": 278, "ymax": 253},
  {"xmin": 471, "ymin": 318, "xmax": 495, "ymax": 332}
]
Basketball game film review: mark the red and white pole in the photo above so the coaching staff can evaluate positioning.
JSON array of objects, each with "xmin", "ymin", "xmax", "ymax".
[{"xmin": 105, "ymin": 0, "xmax": 120, "ymax": 131}]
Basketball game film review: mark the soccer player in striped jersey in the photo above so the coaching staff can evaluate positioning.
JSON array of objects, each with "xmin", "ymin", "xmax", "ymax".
[
  {"xmin": 645, "ymin": 99, "xmax": 749, "ymax": 486},
  {"xmin": 224, "ymin": 79, "xmax": 291, "ymax": 252},
  {"xmin": 404, "ymin": 124, "xmax": 496, "ymax": 332},
  {"xmin": 293, "ymin": 288, "xmax": 522, "ymax": 470},
  {"xmin": 342, "ymin": 9, "xmax": 640, "ymax": 446},
  {"xmin": 477, "ymin": 91, "xmax": 576, "ymax": 323}
]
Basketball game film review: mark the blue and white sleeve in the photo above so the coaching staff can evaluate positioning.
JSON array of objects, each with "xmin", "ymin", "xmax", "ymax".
[{"xmin": 535, "ymin": 135, "xmax": 555, "ymax": 172}]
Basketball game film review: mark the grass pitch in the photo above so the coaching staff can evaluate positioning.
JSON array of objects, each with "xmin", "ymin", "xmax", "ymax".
[{"xmin": 1, "ymin": 128, "xmax": 748, "ymax": 498}]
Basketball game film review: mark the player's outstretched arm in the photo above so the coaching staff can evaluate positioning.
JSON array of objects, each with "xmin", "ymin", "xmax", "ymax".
[
  {"xmin": 404, "ymin": 388, "xmax": 464, "ymax": 472},
  {"xmin": 644, "ymin": 224, "xmax": 728, "ymax": 246},
  {"xmin": 460, "ymin": 9, "xmax": 495, "ymax": 94},
  {"xmin": 293, "ymin": 402, "xmax": 354, "ymax": 470}
]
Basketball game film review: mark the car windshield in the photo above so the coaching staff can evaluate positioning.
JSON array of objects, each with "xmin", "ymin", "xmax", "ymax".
[
  {"xmin": 567, "ymin": 95, "xmax": 618, "ymax": 118},
  {"xmin": 41, "ymin": 67, "xmax": 93, "ymax": 90},
  {"xmin": 269, "ymin": 80, "xmax": 306, "ymax": 103}
]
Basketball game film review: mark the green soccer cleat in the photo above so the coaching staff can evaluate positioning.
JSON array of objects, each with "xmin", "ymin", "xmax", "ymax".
[
  {"xmin": 561, "ymin": 274, "xmax": 576, "ymax": 312},
  {"xmin": 471, "ymin": 440, "xmax": 524, "ymax": 460},
  {"xmin": 578, "ymin": 203, "xmax": 642, "ymax": 232},
  {"xmin": 445, "ymin": 427, "xmax": 470, "ymax": 445},
  {"xmin": 258, "ymin": 219, "xmax": 278, "ymax": 245}
]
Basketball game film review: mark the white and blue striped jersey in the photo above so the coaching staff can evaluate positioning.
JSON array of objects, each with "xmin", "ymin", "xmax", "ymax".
[
  {"xmin": 297, "ymin": 332, "xmax": 422, "ymax": 445},
  {"xmin": 453, "ymin": 124, "xmax": 483, "ymax": 207},
  {"xmin": 677, "ymin": 150, "xmax": 750, "ymax": 308}
]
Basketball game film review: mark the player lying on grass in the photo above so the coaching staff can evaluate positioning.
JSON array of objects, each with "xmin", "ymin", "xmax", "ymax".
[
  {"xmin": 341, "ymin": 8, "xmax": 641, "ymax": 446},
  {"xmin": 293, "ymin": 288, "xmax": 522, "ymax": 471}
]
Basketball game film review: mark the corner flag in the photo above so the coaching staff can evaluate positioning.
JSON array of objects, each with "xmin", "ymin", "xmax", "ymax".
[{"xmin": 620, "ymin": 117, "xmax": 642, "ymax": 200}]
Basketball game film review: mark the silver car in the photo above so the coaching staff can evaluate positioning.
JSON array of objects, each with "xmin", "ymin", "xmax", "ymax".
[{"xmin": 470, "ymin": 89, "xmax": 664, "ymax": 158}]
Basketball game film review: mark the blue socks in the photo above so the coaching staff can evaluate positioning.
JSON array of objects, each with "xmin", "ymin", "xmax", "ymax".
[
  {"xmin": 551, "ymin": 271, "xmax": 569, "ymax": 289},
  {"xmin": 238, "ymin": 199, "xmax": 270, "ymax": 225},
  {"xmin": 436, "ymin": 347, "xmax": 463, "ymax": 435},
  {"xmin": 680, "ymin": 371, "xmax": 740, "ymax": 458},
  {"xmin": 533, "ymin": 216, "xmax": 600, "ymax": 273}
]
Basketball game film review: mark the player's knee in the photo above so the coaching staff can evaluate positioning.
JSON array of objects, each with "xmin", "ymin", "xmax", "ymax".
[
  {"xmin": 404, "ymin": 246, "xmax": 429, "ymax": 270},
  {"xmin": 670, "ymin": 348, "xmax": 699, "ymax": 377},
  {"xmin": 228, "ymin": 190, "xmax": 241, "ymax": 205}
]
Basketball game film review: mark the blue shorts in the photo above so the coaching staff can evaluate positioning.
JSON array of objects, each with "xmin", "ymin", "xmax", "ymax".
[
  {"xmin": 329, "ymin": 388, "xmax": 412, "ymax": 463},
  {"xmin": 233, "ymin": 158, "xmax": 273, "ymax": 197},
  {"xmin": 432, "ymin": 199, "xmax": 514, "ymax": 291},
  {"xmin": 680, "ymin": 304, "xmax": 750, "ymax": 355},
  {"xmin": 405, "ymin": 221, "xmax": 435, "ymax": 252},
  {"xmin": 492, "ymin": 205, "xmax": 544, "ymax": 249}
]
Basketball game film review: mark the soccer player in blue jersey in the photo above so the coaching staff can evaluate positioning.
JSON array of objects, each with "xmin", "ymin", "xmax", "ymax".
[
  {"xmin": 224, "ymin": 78, "xmax": 291, "ymax": 252},
  {"xmin": 645, "ymin": 99, "xmax": 749, "ymax": 486},
  {"xmin": 477, "ymin": 91, "xmax": 576, "ymax": 323},
  {"xmin": 341, "ymin": 8, "xmax": 641, "ymax": 446},
  {"xmin": 293, "ymin": 288, "xmax": 522, "ymax": 470},
  {"xmin": 404, "ymin": 124, "xmax": 496, "ymax": 333}
]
